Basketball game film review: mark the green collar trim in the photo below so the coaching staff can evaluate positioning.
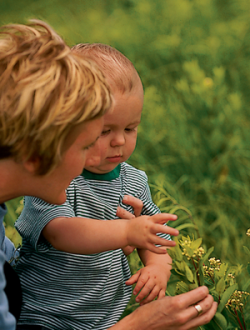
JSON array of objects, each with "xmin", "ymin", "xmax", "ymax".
[{"xmin": 81, "ymin": 164, "xmax": 121, "ymax": 181}]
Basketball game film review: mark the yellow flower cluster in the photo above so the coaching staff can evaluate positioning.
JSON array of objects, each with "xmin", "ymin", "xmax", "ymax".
[
  {"xmin": 203, "ymin": 258, "xmax": 222, "ymax": 276},
  {"xmin": 246, "ymin": 228, "xmax": 250, "ymax": 237},
  {"xmin": 226, "ymin": 290, "xmax": 250, "ymax": 310},
  {"xmin": 179, "ymin": 237, "xmax": 205, "ymax": 260},
  {"xmin": 209, "ymin": 257, "xmax": 221, "ymax": 269},
  {"xmin": 180, "ymin": 237, "xmax": 192, "ymax": 247},
  {"xmin": 182, "ymin": 246, "xmax": 205, "ymax": 260}
]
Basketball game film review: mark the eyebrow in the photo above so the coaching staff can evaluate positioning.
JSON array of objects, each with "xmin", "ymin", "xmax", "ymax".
[
  {"xmin": 103, "ymin": 120, "xmax": 141, "ymax": 128},
  {"xmin": 128, "ymin": 120, "xmax": 141, "ymax": 126}
]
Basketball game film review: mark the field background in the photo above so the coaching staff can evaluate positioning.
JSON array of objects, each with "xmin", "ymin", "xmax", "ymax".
[{"xmin": 1, "ymin": 0, "xmax": 250, "ymax": 320}]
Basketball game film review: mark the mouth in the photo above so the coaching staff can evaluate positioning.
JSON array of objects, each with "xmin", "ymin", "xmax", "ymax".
[{"xmin": 106, "ymin": 155, "xmax": 122, "ymax": 162}]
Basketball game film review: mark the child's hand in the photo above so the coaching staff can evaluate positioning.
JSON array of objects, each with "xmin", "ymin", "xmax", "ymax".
[
  {"xmin": 116, "ymin": 195, "xmax": 144, "ymax": 219},
  {"xmin": 126, "ymin": 213, "xmax": 178, "ymax": 254},
  {"xmin": 117, "ymin": 195, "xmax": 144, "ymax": 256},
  {"xmin": 125, "ymin": 264, "xmax": 168, "ymax": 305}
]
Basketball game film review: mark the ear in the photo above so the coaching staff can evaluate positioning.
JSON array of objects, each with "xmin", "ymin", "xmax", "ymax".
[{"xmin": 23, "ymin": 157, "xmax": 41, "ymax": 174}]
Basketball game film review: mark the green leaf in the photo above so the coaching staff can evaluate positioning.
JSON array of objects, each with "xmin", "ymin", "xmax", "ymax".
[
  {"xmin": 216, "ymin": 263, "xmax": 228, "ymax": 278},
  {"xmin": 247, "ymin": 263, "xmax": 250, "ymax": 276},
  {"xmin": 185, "ymin": 264, "xmax": 194, "ymax": 282},
  {"xmin": 222, "ymin": 308, "xmax": 241, "ymax": 328},
  {"xmin": 167, "ymin": 247, "xmax": 176, "ymax": 260},
  {"xmin": 218, "ymin": 283, "xmax": 238, "ymax": 313},
  {"xmin": 190, "ymin": 237, "xmax": 202, "ymax": 250},
  {"xmin": 175, "ymin": 244, "xmax": 183, "ymax": 262},
  {"xmin": 185, "ymin": 246, "xmax": 194, "ymax": 257},
  {"xmin": 216, "ymin": 277, "xmax": 225, "ymax": 295},
  {"xmin": 175, "ymin": 223, "xmax": 198, "ymax": 231},
  {"xmin": 243, "ymin": 246, "xmax": 250, "ymax": 256},
  {"xmin": 175, "ymin": 260, "xmax": 186, "ymax": 272},
  {"xmin": 198, "ymin": 262, "xmax": 204, "ymax": 286},
  {"xmin": 243, "ymin": 277, "xmax": 250, "ymax": 291},
  {"xmin": 209, "ymin": 312, "xmax": 227, "ymax": 330},
  {"xmin": 176, "ymin": 281, "xmax": 189, "ymax": 293},
  {"xmin": 201, "ymin": 246, "xmax": 214, "ymax": 264},
  {"xmin": 169, "ymin": 205, "xmax": 192, "ymax": 216}
]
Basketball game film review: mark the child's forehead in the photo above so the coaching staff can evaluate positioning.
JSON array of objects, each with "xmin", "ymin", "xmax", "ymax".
[{"xmin": 103, "ymin": 95, "xmax": 142, "ymax": 128}]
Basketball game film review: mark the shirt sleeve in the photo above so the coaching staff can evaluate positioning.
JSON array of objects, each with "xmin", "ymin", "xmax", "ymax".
[
  {"xmin": 0, "ymin": 251, "xmax": 16, "ymax": 330},
  {"xmin": 15, "ymin": 196, "xmax": 75, "ymax": 251},
  {"xmin": 0, "ymin": 205, "xmax": 16, "ymax": 263}
]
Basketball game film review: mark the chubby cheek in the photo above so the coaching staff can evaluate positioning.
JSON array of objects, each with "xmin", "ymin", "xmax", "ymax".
[
  {"xmin": 97, "ymin": 139, "xmax": 109, "ymax": 162},
  {"xmin": 125, "ymin": 137, "xmax": 137, "ymax": 158}
]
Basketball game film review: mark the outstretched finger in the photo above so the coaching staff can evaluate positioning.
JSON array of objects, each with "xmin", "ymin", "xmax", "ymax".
[
  {"xmin": 153, "ymin": 224, "xmax": 179, "ymax": 237},
  {"xmin": 122, "ymin": 195, "xmax": 144, "ymax": 217},
  {"xmin": 152, "ymin": 213, "xmax": 178, "ymax": 223},
  {"xmin": 153, "ymin": 236, "xmax": 177, "ymax": 247}
]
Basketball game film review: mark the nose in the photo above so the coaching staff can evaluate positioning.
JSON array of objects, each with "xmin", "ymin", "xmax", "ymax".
[
  {"xmin": 85, "ymin": 139, "xmax": 101, "ymax": 167},
  {"xmin": 110, "ymin": 132, "xmax": 125, "ymax": 147}
]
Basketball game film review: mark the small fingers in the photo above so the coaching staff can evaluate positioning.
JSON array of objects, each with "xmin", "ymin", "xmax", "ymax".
[
  {"xmin": 135, "ymin": 281, "xmax": 154, "ymax": 302},
  {"xmin": 153, "ymin": 224, "xmax": 179, "ymax": 237},
  {"xmin": 133, "ymin": 274, "xmax": 149, "ymax": 296},
  {"xmin": 147, "ymin": 245, "xmax": 168, "ymax": 254},
  {"xmin": 139, "ymin": 286, "xmax": 162, "ymax": 305},
  {"xmin": 152, "ymin": 236, "xmax": 177, "ymax": 247},
  {"xmin": 116, "ymin": 206, "xmax": 135, "ymax": 219},
  {"xmin": 125, "ymin": 271, "xmax": 140, "ymax": 286},
  {"xmin": 123, "ymin": 195, "xmax": 144, "ymax": 217},
  {"xmin": 157, "ymin": 289, "xmax": 166, "ymax": 300}
]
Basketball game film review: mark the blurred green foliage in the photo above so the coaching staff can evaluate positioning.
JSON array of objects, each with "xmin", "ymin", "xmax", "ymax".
[{"xmin": 1, "ymin": 0, "xmax": 250, "ymax": 325}]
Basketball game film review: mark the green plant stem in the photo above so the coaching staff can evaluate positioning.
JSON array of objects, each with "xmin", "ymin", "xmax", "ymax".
[
  {"xmin": 206, "ymin": 267, "xmax": 215, "ymax": 284},
  {"xmin": 191, "ymin": 258, "xmax": 201, "ymax": 286}
]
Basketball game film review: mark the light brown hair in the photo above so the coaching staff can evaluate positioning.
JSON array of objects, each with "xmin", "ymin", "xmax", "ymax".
[
  {"xmin": 71, "ymin": 43, "xmax": 141, "ymax": 94},
  {"xmin": 0, "ymin": 20, "xmax": 111, "ymax": 175}
]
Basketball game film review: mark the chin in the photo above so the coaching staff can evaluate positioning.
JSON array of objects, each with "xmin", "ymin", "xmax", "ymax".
[{"xmin": 41, "ymin": 192, "xmax": 67, "ymax": 205}]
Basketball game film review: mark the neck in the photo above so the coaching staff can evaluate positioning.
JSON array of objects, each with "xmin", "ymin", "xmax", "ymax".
[{"xmin": 0, "ymin": 158, "xmax": 31, "ymax": 203}]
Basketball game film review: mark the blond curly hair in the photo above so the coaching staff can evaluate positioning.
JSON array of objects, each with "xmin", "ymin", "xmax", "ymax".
[{"xmin": 0, "ymin": 20, "xmax": 111, "ymax": 175}]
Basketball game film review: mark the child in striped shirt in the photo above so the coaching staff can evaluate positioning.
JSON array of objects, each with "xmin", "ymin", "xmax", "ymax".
[
  {"xmin": 15, "ymin": 44, "xmax": 178, "ymax": 330},
  {"xmin": 72, "ymin": 43, "xmax": 175, "ymax": 303}
]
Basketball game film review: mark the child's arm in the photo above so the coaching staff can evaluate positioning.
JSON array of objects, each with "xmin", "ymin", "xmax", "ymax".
[
  {"xmin": 125, "ymin": 249, "xmax": 172, "ymax": 305},
  {"xmin": 118, "ymin": 194, "xmax": 173, "ymax": 304},
  {"xmin": 116, "ymin": 195, "xmax": 144, "ymax": 256},
  {"xmin": 42, "ymin": 214, "xmax": 178, "ymax": 255}
]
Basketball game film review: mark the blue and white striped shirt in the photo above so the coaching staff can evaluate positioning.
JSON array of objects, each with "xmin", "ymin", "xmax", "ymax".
[{"xmin": 15, "ymin": 162, "xmax": 169, "ymax": 330}]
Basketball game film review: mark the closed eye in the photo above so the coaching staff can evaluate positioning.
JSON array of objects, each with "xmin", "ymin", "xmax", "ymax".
[
  {"xmin": 101, "ymin": 129, "xmax": 111, "ymax": 136},
  {"xmin": 125, "ymin": 127, "xmax": 137, "ymax": 132}
]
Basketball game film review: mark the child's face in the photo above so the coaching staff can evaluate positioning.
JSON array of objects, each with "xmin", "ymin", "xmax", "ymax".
[{"xmin": 85, "ymin": 82, "xmax": 144, "ymax": 174}]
